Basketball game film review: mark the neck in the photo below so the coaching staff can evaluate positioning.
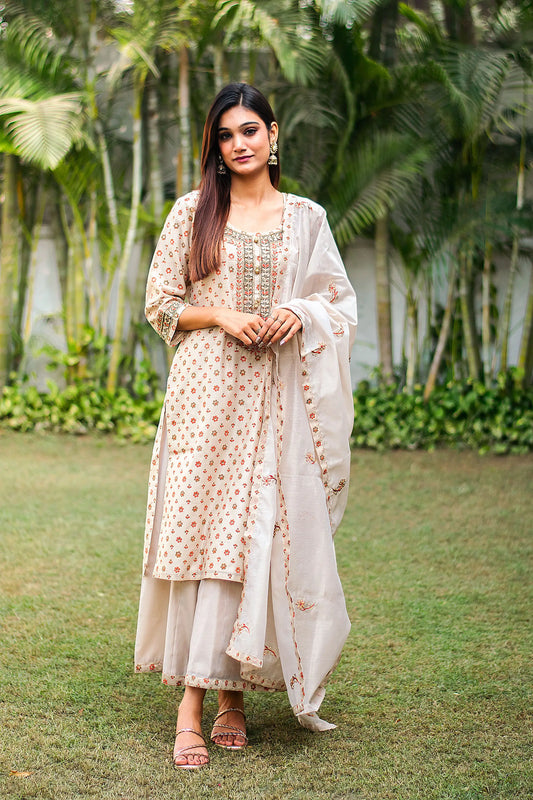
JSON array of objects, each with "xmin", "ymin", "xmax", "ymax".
[{"xmin": 230, "ymin": 172, "xmax": 278, "ymax": 207}]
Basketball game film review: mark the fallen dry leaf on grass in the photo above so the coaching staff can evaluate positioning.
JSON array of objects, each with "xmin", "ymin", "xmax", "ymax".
[{"xmin": 10, "ymin": 770, "xmax": 33, "ymax": 778}]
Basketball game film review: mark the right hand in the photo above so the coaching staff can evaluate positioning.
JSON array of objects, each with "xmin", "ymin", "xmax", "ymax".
[{"xmin": 216, "ymin": 308, "xmax": 266, "ymax": 347}]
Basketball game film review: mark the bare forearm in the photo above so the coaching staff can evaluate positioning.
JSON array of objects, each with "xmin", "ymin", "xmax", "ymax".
[{"xmin": 176, "ymin": 305, "xmax": 222, "ymax": 330}]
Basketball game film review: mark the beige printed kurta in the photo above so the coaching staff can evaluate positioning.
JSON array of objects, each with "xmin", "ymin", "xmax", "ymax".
[
  {"xmin": 136, "ymin": 190, "xmax": 357, "ymax": 730},
  {"xmin": 143, "ymin": 196, "xmax": 287, "ymax": 582}
]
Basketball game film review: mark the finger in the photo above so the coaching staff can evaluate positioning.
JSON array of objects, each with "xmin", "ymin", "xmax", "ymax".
[
  {"xmin": 239, "ymin": 325, "xmax": 258, "ymax": 345},
  {"xmin": 279, "ymin": 318, "xmax": 302, "ymax": 346},
  {"xmin": 244, "ymin": 316, "xmax": 265, "ymax": 343},
  {"xmin": 264, "ymin": 318, "xmax": 285, "ymax": 343},
  {"xmin": 268, "ymin": 318, "xmax": 290, "ymax": 344},
  {"xmin": 255, "ymin": 315, "xmax": 278, "ymax": 344}
]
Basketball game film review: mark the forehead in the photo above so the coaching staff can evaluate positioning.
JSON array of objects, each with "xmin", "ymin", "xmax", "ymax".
[{"xmin": 218, "ymin": 106, "xmax": 265, "ymax": 130}]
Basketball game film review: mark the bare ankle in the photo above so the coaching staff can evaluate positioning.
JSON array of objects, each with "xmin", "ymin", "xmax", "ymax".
[{"xmin": 217, "ymin": 689, "xmax": 244, "ymax": 710}]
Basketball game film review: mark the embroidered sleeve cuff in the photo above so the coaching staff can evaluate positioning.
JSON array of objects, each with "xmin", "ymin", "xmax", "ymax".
[{"xmin": 156, "ymin": 299, "xmax": 189, "ymax": 345}]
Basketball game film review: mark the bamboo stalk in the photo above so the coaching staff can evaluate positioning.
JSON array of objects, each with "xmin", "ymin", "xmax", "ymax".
[
  {"xmin": 107, "ymin": 74, "xmax": 144, "ymax": 392},
  {"xmin": 458, "ymin": 246, "xmax": 480, "ymax": 381},
  {"xmin": 146, "ymin": 77, "xmax": 164, "ymax": 225},
  {"xmin": 497, "ymin": 120, "xmax": 525, "ymax": 375},
  {"xmin": 177, "ymin": 44, "xmax": 191, "ymax": 197},
  {"xmin": 0, "ymin": 155, "xmax": 19, "ymax": 385},
  {"xmin": 22, "ymin": 183, "xmax": 47, "ymax": 345},
  {"xmin": 517, "ymin": 262, "xmax": 533, "ymax": 385},
  {"xmin": 424, "ymin": 260, "xmax": 456, "ymax": 401},
  {"xmin": 405, "ymin": 288, "xmax": 418, "ymax": 394},
  {"xmin": 375, "ymin": 215, "xmax": 394, "ymax": 383},
  {"xmin": 481, "ymin": 241, "xmax": 493, "ymax": 384}
]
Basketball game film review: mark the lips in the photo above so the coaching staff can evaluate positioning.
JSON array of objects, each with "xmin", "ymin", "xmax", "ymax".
[{"xmin": 234, "ymin": 155, "xmax": 252, "ymax": 163}]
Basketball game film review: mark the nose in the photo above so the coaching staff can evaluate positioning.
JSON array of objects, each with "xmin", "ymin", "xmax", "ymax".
[{"xmin": 233, "ymin": 134, "xmax": 246, "ymax": 151}]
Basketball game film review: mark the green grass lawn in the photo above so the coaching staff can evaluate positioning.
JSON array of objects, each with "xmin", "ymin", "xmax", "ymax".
[{"xmin": 0, "ymin": 431, "xmax": 531, "ymax": 800}]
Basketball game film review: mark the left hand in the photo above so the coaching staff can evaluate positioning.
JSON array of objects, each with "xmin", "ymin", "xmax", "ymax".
[{"xmin": 255, "ymin": 308, "xmax": 302, "ymax": 347}]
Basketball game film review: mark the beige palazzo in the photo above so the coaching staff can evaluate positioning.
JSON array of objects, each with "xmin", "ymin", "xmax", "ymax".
[{"xmin": 135, "ymin": 191, "xmax": 357, "ymax": 730}]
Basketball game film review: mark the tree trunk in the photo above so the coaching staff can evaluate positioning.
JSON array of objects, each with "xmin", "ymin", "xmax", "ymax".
[
  {"xmin": 124, "ymin": 235, "xmax": 153, "ymax": 385},
  {"xmin": 70, "ymin": 214, "xmax": 88, "ymax": 380},
  {"xmin": 368, "ymin": 0, "xmax": 398, "ymax": 65},
  {"xmin": 424, "ymin": 260, "xmax": 456, "ymax": 401},
  {"xmin": 213, "ymin": 43, "xmax": 225, "ymax": 93},
  {"xmin": 0, "ymin": 154, "xmax": 19, "ymax": 386},
  {"xmin": 96, "ymin": 119, "xmax": 121, "ymax": 271},
  {"xmin": 443, "ymin": 0, "xmax": 475, "ymax": 44},
  {"xmin": 375, "ymin": 215, "xmax": 394, "ymax": 383},
  {"xmin": 240, "ymin": 37, "xmax": 251, "ymax": 82},
  {"xmin": 458, "ymin": 247, "xmax": 480, "ymax": 380},
  {"xmin": 107, "ymin": 75, "xmax": 144, "ymax": 392},
  {"xmin": 52, "ymin": 192, "xmax": 69, "ymax": 342},
  {"xmin": 518, "ymin": 262, "xmax": 533, "ymax": 385},
  {"xmin": 84, "ymin": 188, "xmax": 99, "ymax": 333},
  {"xmin": 13, "ymin": 173, "xmax": 41, "ymax": 373},
  {"xmin": 497, "ymin": 116, "xmax": 525, "ymax": 375},
  {"xmin": 405, "ymin": 288, "xmax": 418, "ymax": 394},
  {"xmin": 481, "ymin": 241, "xmax": 493, "ymax": 384},
  {"xmin": 21, "ymin": 183, "xmax": 46, "ymax": 347},
  {"xmin": 176, "ymin": 45, "xmax": 191, "ymax": 197},
  {"xmin": 146, "ymin": 77, "xmax": 164, "ymax": 226},
  {"xmin": 122, "ymin": 77, "xmax": 165, "ymax": 384},
  {"xmin": 498, "ymin": 236, "xmax": 519, "ymax": 374}
]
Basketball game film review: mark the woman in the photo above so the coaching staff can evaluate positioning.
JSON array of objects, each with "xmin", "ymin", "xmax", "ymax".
[{"xmin": 135, "ymin": 83, "xmax": 357, "ymax": 770}]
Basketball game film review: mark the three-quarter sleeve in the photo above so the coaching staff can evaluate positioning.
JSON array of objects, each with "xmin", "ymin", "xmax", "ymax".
[{"xmin": 145, "ymin": 193, "xmax": 196, "ymax": 346}]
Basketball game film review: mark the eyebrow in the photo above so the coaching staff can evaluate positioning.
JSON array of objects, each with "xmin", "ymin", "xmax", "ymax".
[{"xmin": 218, "ymin": 121, "xmax": 260, "ymax": 131}]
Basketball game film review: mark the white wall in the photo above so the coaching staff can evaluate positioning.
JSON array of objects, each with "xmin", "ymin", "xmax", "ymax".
[{"xmin": 21, "ymin": 229, "xmax": 532, "ymax": 389}]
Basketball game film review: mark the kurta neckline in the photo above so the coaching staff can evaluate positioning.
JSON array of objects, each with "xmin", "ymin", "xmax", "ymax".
[{"xmin": 225, "ymin": 193, "xmax": 287, "ymax": 237}]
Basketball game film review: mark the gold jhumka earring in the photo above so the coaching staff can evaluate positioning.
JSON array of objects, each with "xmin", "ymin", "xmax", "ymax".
[
  {"xmin": 217, "ymin": 153, "xmax": 228, "ymax": 174},
  {"xmin": 267, "ymin": 140, "xmax": 278, "ymax": 166}
]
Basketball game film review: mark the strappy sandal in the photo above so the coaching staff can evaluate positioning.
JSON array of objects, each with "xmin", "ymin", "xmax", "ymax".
[
  {"xmin": 210, "ymin": 707, "xmax": 248, "ymax": 751},
  {"xmin": 173, "ymin": 727, "xmax": 209, "ymax": 770}
]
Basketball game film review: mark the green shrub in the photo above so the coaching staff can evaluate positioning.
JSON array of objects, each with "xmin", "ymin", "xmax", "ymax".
[
  {"xmin": 1, "ymin": 373, "xmax": 532, "ymax": 454},
  {"xmin": 0, "ymin": 379, "xmax": 164, "ymax": 444},
  {"xmin": 352, "ymin": 373, "xmax": 533, "ymax": 454}
]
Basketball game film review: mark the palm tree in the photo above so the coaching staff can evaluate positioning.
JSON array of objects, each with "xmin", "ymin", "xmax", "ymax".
[{"xmin": 0, "ymin": 6, "xmax": 87, "ymax": 385}]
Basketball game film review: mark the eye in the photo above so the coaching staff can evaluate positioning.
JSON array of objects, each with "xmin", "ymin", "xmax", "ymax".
[
  {"xmin": 244, "ymin": 127, "xmax": 259, "ymax": 136},
  {"xmin": 218, "ymin": 132, "xmax": 231, "ymax": 141}
]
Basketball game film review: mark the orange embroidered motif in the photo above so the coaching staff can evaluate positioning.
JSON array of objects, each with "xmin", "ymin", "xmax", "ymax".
[
  {"xmin": 295, "ymin": 600, "xmax": 316, "ymax": 612},
  {"xmin": 331, "ymin": 479, "xmax": 346, "ymax": 494},
  {"xmin": 235, "ymin": 622, "xmax": 250, "ymax": 634},
  {"xmin": 328, "ymin": 282, "xmax": 339, "ymax": 302}
]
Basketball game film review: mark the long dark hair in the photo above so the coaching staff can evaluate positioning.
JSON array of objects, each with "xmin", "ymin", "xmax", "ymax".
[{"xmin": 189, "ymin": 83, "xmax": 280, "ymax": 282}]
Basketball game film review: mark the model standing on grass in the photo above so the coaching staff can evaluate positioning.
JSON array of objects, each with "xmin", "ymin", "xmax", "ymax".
[{"xmin": 134, "ymin": 83, "xmax": 357, "ymax": 769}]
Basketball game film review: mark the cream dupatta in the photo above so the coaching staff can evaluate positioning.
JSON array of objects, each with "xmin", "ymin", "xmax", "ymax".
[{"xmin": 225, "ymin": 198, "xmax": 357, "ymax": 730}]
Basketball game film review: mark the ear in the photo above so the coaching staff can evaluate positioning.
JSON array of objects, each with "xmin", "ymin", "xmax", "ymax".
[{"xmin": 269, "ymin": 121, "xmax": 279, "ymax": 143}]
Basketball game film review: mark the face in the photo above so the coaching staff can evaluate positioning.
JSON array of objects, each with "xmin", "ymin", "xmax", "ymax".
[{"xmin": 217, "ymin": 105, "xmax": 277, "ymax": 177}]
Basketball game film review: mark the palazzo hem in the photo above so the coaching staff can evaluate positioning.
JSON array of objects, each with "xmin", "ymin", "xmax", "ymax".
[{"xmin": 134, "ymin": 666, "xmax": 282, "ymax": 692}]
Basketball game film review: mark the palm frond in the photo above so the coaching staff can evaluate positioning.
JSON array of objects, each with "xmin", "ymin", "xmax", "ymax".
[
  {"xmin": 213, "ymin": 0, "xmax": 328, "ymax": 85},
  {"xmin": 0, "ymin": 93, "xmax": 84, "ymax": 169},
  {"xmin": 318, "ymin": 0, "xmax": 388, "ymax": 27},
  {"xmin": 327, "ymin": 132, "xmax": 431, "ymax": 246},
  {"xmin": 2, "ymin": 12, "xmax": 74, "ymax": 88}
]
